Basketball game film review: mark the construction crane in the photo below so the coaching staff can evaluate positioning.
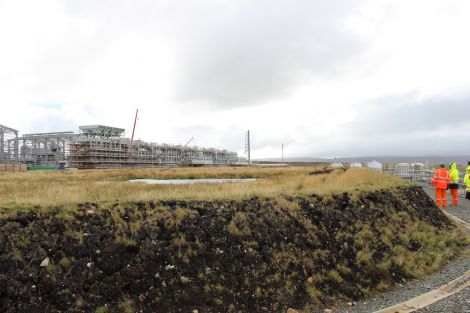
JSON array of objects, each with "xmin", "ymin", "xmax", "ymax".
[
  {"xmin": 181, "ymin": 137, "xmax": 195, "ymax": 166},
  {"xmin": 129, "ymin": 109, "xmax": 139, "ymax": 161},
  {"xmin": 130, "ymin": 109, "xmax": 139, "ymax": 147},
  {"xmin": 184, "ymin": 137, "xmax": 194, "ymax": 147}
]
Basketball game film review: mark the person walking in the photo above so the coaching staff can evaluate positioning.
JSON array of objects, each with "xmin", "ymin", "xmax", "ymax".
[
  {"xmin": 448, "ymin": 162, "xmax": 460, "ymax": 206},
  {"xmin": 465, "ymin": 166, "xmax": 470, "ymax": 205},
  {"xmin": 431, "ymin": 162, "xmax": 450, "ymax": 208}
]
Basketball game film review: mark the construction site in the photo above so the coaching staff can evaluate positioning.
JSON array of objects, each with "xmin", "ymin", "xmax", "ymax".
[
  {"xmin": 2, "ymin": 121, "xmax": 470, "ymax": 313},
  {"xmin": 0, "ymin": 121, "xmax": 244, "ymax": 170}
]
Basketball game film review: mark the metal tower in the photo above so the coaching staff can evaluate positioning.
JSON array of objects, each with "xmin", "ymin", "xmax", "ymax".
[{"xmin": 245, "ymin": 130, "xmax": 251, "ymax": 165}]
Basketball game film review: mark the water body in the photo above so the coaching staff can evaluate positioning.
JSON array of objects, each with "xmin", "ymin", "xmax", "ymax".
[{"xmin": 129, "ymin": 178, "xmax": 257, "ymax": 185}]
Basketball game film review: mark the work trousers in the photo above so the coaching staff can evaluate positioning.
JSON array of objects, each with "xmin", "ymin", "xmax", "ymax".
[
  {"xmin": 450, "ymin": 188, "xmax": 459, "ymax": 206},
  {"xmin": 435, "ymin": 188, "xmax": 447, "ymax": 207}
]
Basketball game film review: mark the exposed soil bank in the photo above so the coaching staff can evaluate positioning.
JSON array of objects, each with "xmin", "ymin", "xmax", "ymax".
[{"xmin": 0, "ymin": 186, "xmax": 467, "ymax": 313}]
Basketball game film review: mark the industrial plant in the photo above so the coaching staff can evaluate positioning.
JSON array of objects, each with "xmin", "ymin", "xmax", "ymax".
[{"xmin": 0, "ymin": 122, "xmax": 245, "ymax": 170}]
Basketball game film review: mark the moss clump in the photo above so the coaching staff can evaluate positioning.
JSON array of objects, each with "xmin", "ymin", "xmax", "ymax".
[
  {"xmin": 118, "ymin": 298, "xmax": 135, "ymax": 313},
  {"xmin": 95, "ymin": 306, "xmax": 108, "ymax": 313},
  {"xmin": 58, "ymin": 257, "xmax": 73, "ymax": 268}
]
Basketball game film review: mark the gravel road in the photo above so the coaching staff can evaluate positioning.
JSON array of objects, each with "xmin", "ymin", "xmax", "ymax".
[
  {"xmin": 421, "ymin": 184, "xmax": 470, "ymax": 223},
  {"xmin": 415, "ymin": 184, "xmax": 470, "ymax": 313},
  {"xmin": 313, "ymin": 257, "xmax": 470, "ymax": 313},
  {"xmin": 311, "ymin": 184, "xmax": 470, "ymax": 313},
  {"xmin": 415, "ymin": 287, "xmax": 470, "ymax": 313}
]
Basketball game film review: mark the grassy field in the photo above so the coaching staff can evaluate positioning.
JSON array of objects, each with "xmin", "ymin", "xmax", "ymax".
[
  {"xmin": 1, "ymin": 166, "xmax": 468, "ymax": 312},
  {"xmin": 0, "ymin": 166, "xmax": 409, "ymax": 208}
]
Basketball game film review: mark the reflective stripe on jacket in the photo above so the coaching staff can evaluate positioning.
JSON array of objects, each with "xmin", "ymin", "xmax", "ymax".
[
  {"xmin": 432, "ymin": 167, "xmax": 449, "ymax": 189},
  {"xmin": 449, "ymin": 163, "xmax": 460, "ymax": 184}
]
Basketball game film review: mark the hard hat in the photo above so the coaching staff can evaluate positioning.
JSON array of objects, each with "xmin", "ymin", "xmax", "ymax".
[{"xmin": 439, "ymin": 162, "xmax": 445, "ymax": 167}]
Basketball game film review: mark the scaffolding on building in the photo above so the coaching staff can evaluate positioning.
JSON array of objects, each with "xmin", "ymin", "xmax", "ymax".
[
  {"xmin": 158, "ymin": 145, "xmax": 238, "ymax": 167},
  {"xmin": 67, "ymin": 125, "xmax": 160, "ymax": 169},
  {"xmin": 2, "ymin": 122, "xmax": 240, "ymax": 169},
  {"xmin": 68, "ymin": 125, "xmax": 239, "ymax": 169},
  {"xmin": 0, "ymin": 124, "xmax": 19, "ymax": 163},
  {"xmin": 19, "ymin": 131, "xmax": 75, "ymax": 167}
]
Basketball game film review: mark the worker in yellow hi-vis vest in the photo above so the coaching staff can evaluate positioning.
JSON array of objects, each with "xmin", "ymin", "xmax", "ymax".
[
  {"xmin": 448, "ymin": 163, "xmax": 460, "ymax": 206},
  {"xmin": 464, "ymin": 166, "xmax": 470, "ymax": 206}
]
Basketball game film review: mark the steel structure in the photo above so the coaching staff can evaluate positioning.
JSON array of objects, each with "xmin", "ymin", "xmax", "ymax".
[
  {"xmin": 0, "ymin": 124, "xmax": 19, "ymax": 163},
  {"xmin": 19, "ymin": 131, "xmax": 75, "ymax": 167},
  {"xmin": 67, "ymin": 125, "xmax": 160, "ymax": 168},
  {"xmin": 68, "ymin": 125, "xmax": 238, "ymax": 169},
  {"xmin": 2, "ymin": 122, "xmax": 240, "ymax": 169}
]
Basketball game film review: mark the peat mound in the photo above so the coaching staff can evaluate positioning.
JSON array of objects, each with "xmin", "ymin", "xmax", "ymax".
[
  {"xmin": 0, "ymin": 186, "xmax": 468, "ymax": 313},
  {"xmin": 309, "ymin": 167, "xmax": 346, "ymax": 176}
]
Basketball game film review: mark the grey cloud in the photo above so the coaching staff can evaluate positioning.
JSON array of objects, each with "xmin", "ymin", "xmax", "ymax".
[
  {"xmin": 170, "ymin": 0, "xmax": 366, "ymax": 108},
  {"xmin": 64, "ymin": 0, "xmax": 367, "ymax": 109},
  {"xmin": 309, "ymin": 93, "xmax": 470, "ymax": 157},
  {"xmin": 351, "ymin": 92, "xmax": 470, "ymax": 135}
]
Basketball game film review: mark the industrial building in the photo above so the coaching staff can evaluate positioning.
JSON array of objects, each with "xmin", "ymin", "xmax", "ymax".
[
  {"xmin": 0, "ymin": 123, "xmax": 241, "ymax": 169},
  {"xmin": 158, "ymin": 144, "xmax": 238, "ymax": 167},
  {"xmin": 0, "ymin": 124, "xmax": 19, "ymax": 164},
  {"xmin": 19, "ymin": 131, "xmax": 75, "ymax": 167},
  {"xmin": 68, "ymin": 125, "xmax": 160, "ymax": 168}
]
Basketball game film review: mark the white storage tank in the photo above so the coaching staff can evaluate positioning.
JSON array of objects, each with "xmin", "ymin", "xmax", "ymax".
[
  {"xmin": 411, "ymin": 162, "xmax": 426, "ymax": 170},
  {"xmin": 395, "ymin": 163, "xmax": 411, "ymax": 171},
  {"xmin": 367, "ymin": 160, "xmax": 383, "ymax": 172},
  {"xmin": 350, "ymin": 162, "xmax": 363, "ymax": 168}
]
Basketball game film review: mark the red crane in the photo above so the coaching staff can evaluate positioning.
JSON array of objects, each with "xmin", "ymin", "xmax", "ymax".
[{"xmin": 130, "ymin": 109, "xmax": 138, "ymax": 147}]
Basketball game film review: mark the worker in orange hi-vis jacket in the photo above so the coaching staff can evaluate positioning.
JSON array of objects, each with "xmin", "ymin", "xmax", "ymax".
[{"xmin": 431, "ymin": 162, "xmax": 450, "ymax": 208}]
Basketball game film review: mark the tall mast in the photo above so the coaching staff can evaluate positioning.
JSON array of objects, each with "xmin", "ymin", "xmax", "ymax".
[{"xmin": 130, "ymin": 109, "xmax": 138, "ymax": 147}]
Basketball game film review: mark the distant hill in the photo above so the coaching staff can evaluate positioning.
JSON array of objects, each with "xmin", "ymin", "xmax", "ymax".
[{"xmin": 257, "ymin": 156, "xmax": 470, "ymax": 165}]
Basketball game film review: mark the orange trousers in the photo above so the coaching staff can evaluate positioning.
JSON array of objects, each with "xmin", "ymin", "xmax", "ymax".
[
  {"xmin": 450, "ymin": 188, "xmax": 459, "ymax": 206},
  {"xmin": 435, "ymin": 188, "xmax": 447, "ymax": 207}
]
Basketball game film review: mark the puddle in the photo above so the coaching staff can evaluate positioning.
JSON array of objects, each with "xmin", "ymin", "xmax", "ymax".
[{"xmin": 129, "ymin": 178, "xmax": 257, "ymax": 185}]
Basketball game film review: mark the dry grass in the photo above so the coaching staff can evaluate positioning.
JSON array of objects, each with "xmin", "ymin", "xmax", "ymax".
[{"xmin": 0, "ymin": 166, "xmax": 409, "ymax": 208}]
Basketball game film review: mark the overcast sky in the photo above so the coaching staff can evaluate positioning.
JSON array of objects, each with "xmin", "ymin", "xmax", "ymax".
[{"xmin": 1, "ymin": 0, "xmax": 470, "ymax": 158}]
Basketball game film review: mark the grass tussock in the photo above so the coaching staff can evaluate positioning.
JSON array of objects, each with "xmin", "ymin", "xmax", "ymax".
[{"xmin": 0, "ymin": 166, "xmax": 408, "ymax": 209}]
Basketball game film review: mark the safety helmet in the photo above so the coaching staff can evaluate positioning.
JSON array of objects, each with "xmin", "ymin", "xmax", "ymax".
[{"xmin": 439, "ymin": 162, "xmax": 445, "ymax": 167}]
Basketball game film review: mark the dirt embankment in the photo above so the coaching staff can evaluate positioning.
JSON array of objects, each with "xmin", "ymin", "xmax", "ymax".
[{"xmin": 0, "ymin": 186, "xmax": 467, "ymax": 313}]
